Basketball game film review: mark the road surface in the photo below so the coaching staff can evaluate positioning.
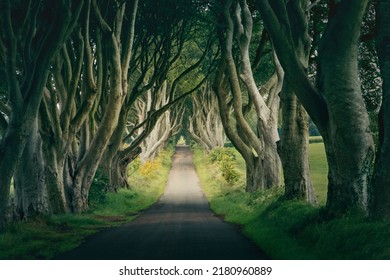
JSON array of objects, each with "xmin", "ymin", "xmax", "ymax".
[{"xmin": 55, "ymin": 145, "xmax": 269, "ymax": 260}]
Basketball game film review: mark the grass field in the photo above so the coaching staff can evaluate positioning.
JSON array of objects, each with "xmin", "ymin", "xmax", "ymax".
[
  {"xmin": 308, "ymin": 142, "xmax": 328, "ymax": 205},
  {"xmin": 0, "ymin": 147, "xmax": 174, "ymax": 260},
  {"xmin": 193, "ymin": 143, "xmax": 390, "ymax": 259},
  {"xmin": 233, "ymin": 141, "xmax": 329, "ymax": 204}
]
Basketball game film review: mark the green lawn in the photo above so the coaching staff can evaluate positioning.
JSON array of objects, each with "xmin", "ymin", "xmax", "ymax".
[
  {"xmin": 308, "ymin": 142, "xmax": 328, "ymax": 205},
  {"xmin": 233, "ymin": 141, "xmax": 329, "ymax": 204}
]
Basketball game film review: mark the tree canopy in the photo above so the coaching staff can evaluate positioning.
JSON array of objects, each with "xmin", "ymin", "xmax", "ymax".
[{"xmin": 0, "ymin": 0, "xmax": 389, "ymax": 230}]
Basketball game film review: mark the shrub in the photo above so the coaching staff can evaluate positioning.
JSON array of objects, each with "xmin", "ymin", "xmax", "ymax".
[
  {"xmin": 139, "ymin": 159, "xmax": 162, "ymax": 178},
  {"xmin": 177, "ymin": 136, "xmax": 187, "ymax": 145},
  {"xmin": 220, "ymin": 156, "xmax": 240, "ymax": 184},
  {"xmin": 88, "ymin": 169, "xmax": 108, "ymax": 208},
  {"xmin": 127, "ymin": 157, "xmax": 141, "ymax": 177},
  {"xmin": 209, "ymin": 147, "xmax": 236, "ymax": 163},
  {"xmin": 209, "ymin": 148, "xmax": 240, "ymax": 185}
]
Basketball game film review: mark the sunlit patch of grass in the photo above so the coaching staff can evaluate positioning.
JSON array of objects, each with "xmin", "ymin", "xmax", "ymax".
[{"xmin": 308, "ymin": 143, "xmax": 328, "ymax": 205}]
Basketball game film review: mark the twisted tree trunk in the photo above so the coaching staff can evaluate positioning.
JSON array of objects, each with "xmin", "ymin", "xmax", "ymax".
[
  {"xmin": 213, "ymin": 0, "xmax": 281, "ymax": 192},
  {"xmin": 279, "ymin": 85, "xmax": 315, "ymax": 203},
  {"xmin": 278, "ymin": 0, "xmax": 315, "ymax": 204},
  {"xmin": 188, "ymin": 82, "xmax": 225, "ymax": 152},
  {"xmin": 14, "ymin": 119, "xmax": 49, "ymax": 219},
  {"xmin": 257, "ymin": 0, "xmax": 374, "ymax": 215},
  {"xmin": 0, "ymin": 1, "xmax": 83, "ymax": 228},
  {"xmin": 370, "ymin": 0, "xmax": 390, "ymax": 218}
]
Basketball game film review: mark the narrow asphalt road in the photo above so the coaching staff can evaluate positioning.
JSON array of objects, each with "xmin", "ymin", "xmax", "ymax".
[{"xmin": 55, "ymin": 145, "xmax": 269, "ymax": 260}]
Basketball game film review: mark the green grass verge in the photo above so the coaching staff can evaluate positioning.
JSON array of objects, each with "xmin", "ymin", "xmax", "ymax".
[
  {"xmin": 230, "ymin": 142, "xmax": 328, "ymax": 204},
  {"xmin": 194, "ymin": 147, "xmax": 390, "ymax": 259},
  {"xmin": 308, "ymin": 143, "xmax": 328, "ymax": 205},
  {"xmin": 0, "ymin": 147, "xmax": 174, "ymax": 260}
]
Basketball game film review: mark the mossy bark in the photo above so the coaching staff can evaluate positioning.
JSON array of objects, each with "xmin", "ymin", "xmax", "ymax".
[{"xmin": 372, "ymin": 0, "xmax": 390, "ymax": 219}]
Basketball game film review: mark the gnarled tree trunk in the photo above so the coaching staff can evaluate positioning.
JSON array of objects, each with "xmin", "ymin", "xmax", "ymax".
[
  {"xmin": 14, "ymin": 119, "xmax": 49, "ymax": 219},
  {"xmin": 213, "ymin": 0, "xmax": 281, "ymax": 192},
  {"xmin": 257, "ymin": 0, "xmax": 374, "ymax": 215},
  {"xmin": 317, "ymin": 1, "xmax": 374, "ymax": 214},
  {"xmin": 0, "ymin": 1, "xmax": 82, "ymax": 228},
  {"xmin": 67, "ymin": 0, "xmax": 139, "ymax": 212},
  {"xmin": 372, "ymin": 0, "xmax": 390, "ymax": 219},
  {"xmin": 188, "ymin": 82, "xmax": 225, "ymax": 152},
  {"xmin": 278, "ymin": 0, "xmax": 315, "ymax": 204},
  {"xmin": 42, "ymin": 145, "xmax": 68, "ymax": 214},
  {"xmin": 279, "ymin": 85, "xmax": 315, "ymax": 203}
]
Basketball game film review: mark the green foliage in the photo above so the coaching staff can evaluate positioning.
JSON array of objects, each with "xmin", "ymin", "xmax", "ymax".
[
  {"xmin": 309, "ymin": 119, "xmax": 321, "ymax": 136},
  {"xmin": 139, "ymin": 159, "xmax": 162, "ymax": 178},
  {"xmin": 128, "ymin": 147, "xmax": 174, "ymax": 187},
  {"xmin": 189, "ymin": 140, "xmax": 198, "ymax": 149},
  {"xmin": 127, "ymin": 157, "xmax": 141, "ymax": 176},
  {"xmin": 223, "ymin": 141, "xmax": 234, "ymax": 148},
  {"xmin": 220, "ymin": 159, "xmax": 240, "ymax": 185},
  {"xmin": 177, "ymin": 135, "xmax": 187, "ymax": 145},
  {"xmin": 209, "ymin": 147, "xmax": 236, "ymax": 162},
  {"xmin": 209, "ymin": 148, "xmax": 240, "ymax": 185},
  {"xmin": 88, "ymin": 169, "xmax": 108, "ymax": 208}
]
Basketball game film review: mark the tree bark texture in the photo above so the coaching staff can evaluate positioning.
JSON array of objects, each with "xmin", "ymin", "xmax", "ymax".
[
  {"xmin": 279, "ymin": 85, "xmax": 316, "ymax": 203},
  {"xmin": 140, "ymin": 82, "xmax": 184, "ymax": 162},
  {"xmin": 318, "ymin": 1, "xmax": 374, "ymax": 215},
  {"xmin": 278, "ymin": 0, "xmax": 316, "ymax": 204},
  {"xmin": 213, "ymin": 0, "xmax": 281, "ymax": 192},
  {"xmin": 111, "ymin": 147, "xmax": 142, "ymax": 190},
  {"xmin": 0, "ymin": 0, "xmax": 83, "ymax": 228},
  {"xmin": 372, "ymin": 0, "xmax": 390, "ymax": 218},
  {"xmin": 257, "ymin": 0, "xmax": 374, "ymax": 215},
  {"xmin": 188, "ymin": 82, "xmax": 225, "ymax": 152},
  {"xmin": 14, "ymin": 119, "xmax": 49, "ymax": 219}
]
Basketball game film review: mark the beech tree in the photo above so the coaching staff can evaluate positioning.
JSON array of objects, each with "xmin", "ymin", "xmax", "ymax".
[
  {"xmin": 187, "ymin": 81, "xmax": 225, "ymax": 153},
  {"xmin": 0, "ymin": 0, "xmax": 83, "ymax": 227},
  {"xmin": 372, "ymin": 0, "xmax": 390, "ymax": 218},
  {"xmin": 65, "ymin": 0, "xmax": 139, "ymax": 212},
  {"xmin": 40, "ymin": 13, "xmax": 100, "ymax": 214},
  {"xmin": 98, "ymin": 8, "xmax": 181, "ymax": 191},
  {"xmin": 98, "ymin": 0, "xmax": 214, "ymax": 190},
  {"xmin": 1, "ymin": 0, "xmax": 387, "ymax": 231},
  {"xmin": 213, "ymin": 0, "xmax": 282, "ymax": 192},
  {"xmin": 86, "ymin": 0, "xmax": 215, "ymax": 196},
  {"xmin": 257, "ymin": 0, "xmax": 375, "ymax": 215},
  {"xmin": 139, "ymin": 87, "xmax": 184, "ymax": 162},
  {"xmin": 35, "ymin": 0, "xmax": 139, "ymax": 213},
  {"xmin": 278, "ymin": 0, "xmax": 315, "ymax": 203}
]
